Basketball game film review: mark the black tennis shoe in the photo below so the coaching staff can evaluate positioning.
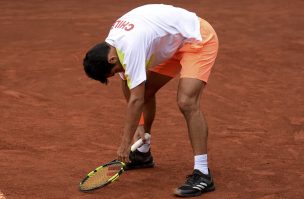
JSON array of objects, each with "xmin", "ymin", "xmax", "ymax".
[
  {"xmin": 174, "ymin": 169, "xmax": 215, "ymax": 197},
  {"xmin": 125, "ymin": 149, "xmax": 155, "ymax": 170}
]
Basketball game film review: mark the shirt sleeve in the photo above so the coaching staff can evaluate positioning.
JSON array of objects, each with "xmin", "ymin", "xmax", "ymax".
[{"xmin": 122, "ymin": 40, "xmax": 147, "ymax": 89}]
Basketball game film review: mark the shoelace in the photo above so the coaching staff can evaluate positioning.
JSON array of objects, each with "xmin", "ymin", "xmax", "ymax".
[{"xmin": 185, "ymin": 173, "xmax": 202, "ymax": 186}]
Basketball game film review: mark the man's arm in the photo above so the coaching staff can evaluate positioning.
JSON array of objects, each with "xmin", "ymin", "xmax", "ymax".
[
  {"xmin": 117, "ymin": 82, "xmax": 145, "ymax": 162},
  {"xmin": 121, "ymin": 79, "xmax": 145, "ymax": 142},
  {"xmin": 121, "ymin": 79, "xmax": 130, "ymax": 101}
]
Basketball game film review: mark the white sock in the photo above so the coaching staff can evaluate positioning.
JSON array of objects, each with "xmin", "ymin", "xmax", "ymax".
[
  {"xmin": 137, "ymin": 135, "xmax": 151, "ymax": 153},
  {"xmin": 194, "ymin": 154, "xmax": 209, "ymax": 175}
]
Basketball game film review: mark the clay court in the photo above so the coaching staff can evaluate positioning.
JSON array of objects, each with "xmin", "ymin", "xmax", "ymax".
[{"xmin": 0, "ymin": 0, "xmax": 303, "ymax": 198}]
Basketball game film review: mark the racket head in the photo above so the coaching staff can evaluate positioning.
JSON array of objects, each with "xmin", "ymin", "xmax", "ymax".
[{"xmin": 79, "ymin": 160, "xmax": 125, "ymax": 192}]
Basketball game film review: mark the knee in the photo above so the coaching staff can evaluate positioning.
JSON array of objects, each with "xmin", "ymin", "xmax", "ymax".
[{"xmin": 177, "ymin": 95, "xmax": 198, "ymax": 114}]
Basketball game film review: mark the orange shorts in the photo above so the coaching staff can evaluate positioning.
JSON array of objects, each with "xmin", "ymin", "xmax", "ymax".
[{"xmin": 149, "ymin": 18, "xmax": 219, "ymax": 82}]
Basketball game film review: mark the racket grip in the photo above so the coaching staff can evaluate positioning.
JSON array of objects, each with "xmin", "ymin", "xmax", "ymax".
[{"xmin": 130, "ymin": 133, "xmax": 151, "ymax": 152}]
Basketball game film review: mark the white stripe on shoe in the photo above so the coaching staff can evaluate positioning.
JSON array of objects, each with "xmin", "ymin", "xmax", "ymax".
[
  {"xmin": 196, "ymin": 185, "xmax": 205, "ymax": 189},
  {"xmin": 200, "ymin": 182, "xmax": 207, "ymax": 186},
  {"xmin": 193, "ymin": 181, "xmax": 208, "ymax": 190},
  {"xmin": 193, "ymin": 185, "xmax": 206, "ymax": 190}
]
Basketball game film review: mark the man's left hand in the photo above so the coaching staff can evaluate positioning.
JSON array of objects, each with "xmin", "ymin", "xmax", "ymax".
[{"xmin": 117, "ymin": 139, "xmax": 131, "ymax": 163}]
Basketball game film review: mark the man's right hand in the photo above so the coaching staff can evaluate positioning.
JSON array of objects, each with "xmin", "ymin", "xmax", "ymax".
[{"xmin": 133, "ymin": 125, "xmax": 146, "ymax": 143}]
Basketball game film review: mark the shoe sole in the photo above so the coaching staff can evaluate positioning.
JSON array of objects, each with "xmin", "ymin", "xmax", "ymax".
[
  {"xmin": 124, "ymin": 162, "xmax": 155, "ymax": 170},
  {"xmin": 173, "ymin": 185, "xmax": 215, "ymax": 197}
]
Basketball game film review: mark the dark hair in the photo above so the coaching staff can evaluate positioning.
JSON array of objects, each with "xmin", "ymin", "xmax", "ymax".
[{"xmin": 83, "ymin": 42, "xmax": 115, "ymax": 84}]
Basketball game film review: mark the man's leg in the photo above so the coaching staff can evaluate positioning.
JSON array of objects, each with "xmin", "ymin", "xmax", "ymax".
[
  {"xmin": 126, "ymin": 71, "xmax": 173, "ymax": 170},
  {"xmin": 174, "ymin": 78, "xmax": 215, "ymax": 197},
  {"xmin": 121, "ymin": 71, "xmax": 171, "ymax": 141},
  {"xmin": 177, "ymin": 78, "xmax": 208, "ymax": 155},
  {"xmin": 143, "ymin": 71, "xmax": 173, "ymax": 132},
  {"xmin": 132, "ymin": 71, "xmax": 173, "ymax": 141}
]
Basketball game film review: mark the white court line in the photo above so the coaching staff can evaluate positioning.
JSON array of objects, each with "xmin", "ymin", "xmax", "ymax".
[{"xmin": 0, "ymin": 190, "xmax": 7, "ymax": 199}]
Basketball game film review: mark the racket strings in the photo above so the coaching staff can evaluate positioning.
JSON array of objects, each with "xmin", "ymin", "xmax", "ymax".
[{"xmin": 80, "ymin": 163, "xmax": 122, "ymax": 190}]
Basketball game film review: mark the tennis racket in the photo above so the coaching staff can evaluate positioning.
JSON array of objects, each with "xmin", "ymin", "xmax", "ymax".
[{"xmin": 79, "ymin": 133, "xmax": 151, "ymax": 192}]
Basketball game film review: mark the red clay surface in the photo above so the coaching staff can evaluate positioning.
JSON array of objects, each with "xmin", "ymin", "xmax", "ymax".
[{"xmin": 0, "ymin": 0, "xmax": 303, "ymax": 198}]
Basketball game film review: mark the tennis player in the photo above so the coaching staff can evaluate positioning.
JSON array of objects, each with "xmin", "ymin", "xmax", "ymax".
[{"xmin": 83, "ymin": 4, "xmax": 218, "ymax": 197}]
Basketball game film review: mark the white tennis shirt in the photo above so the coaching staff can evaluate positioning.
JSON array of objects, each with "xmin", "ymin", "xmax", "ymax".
[{"xmin": 105, "ymin": 4, "xmax": 202, "ymax": 89}]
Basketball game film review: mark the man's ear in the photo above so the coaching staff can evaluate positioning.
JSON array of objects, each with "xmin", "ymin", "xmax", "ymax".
[{"xmin": 108, "ymin": 56, "xmax": 118, "ymax": 64}]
